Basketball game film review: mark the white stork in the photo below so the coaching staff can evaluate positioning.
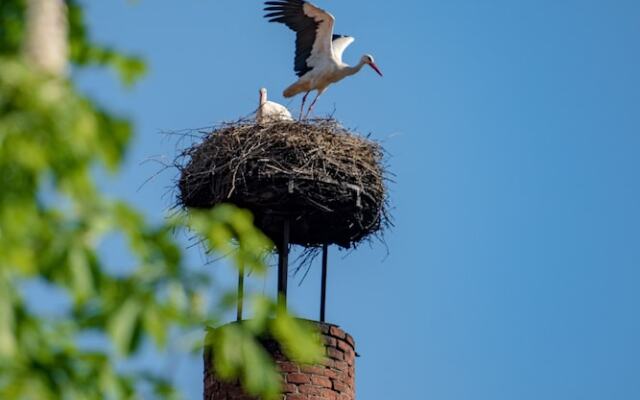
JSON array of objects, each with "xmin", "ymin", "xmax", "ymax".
[
  {"xmin": 264, "ymin": 0, "xmax": 383, "ymax": 119},
  {"xmin": 256, "ymin": 87, "xmax": 294, "ymax": 124}
]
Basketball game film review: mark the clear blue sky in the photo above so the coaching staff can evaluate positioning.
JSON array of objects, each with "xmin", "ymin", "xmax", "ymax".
[{"xmin": 75, "ymin": 1, "xmax": 640, "ymax": 399}]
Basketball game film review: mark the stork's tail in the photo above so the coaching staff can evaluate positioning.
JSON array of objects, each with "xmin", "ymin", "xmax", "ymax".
[{"xmin": 283, "ymin": 81, "xmax": 307, "ymax": 98}]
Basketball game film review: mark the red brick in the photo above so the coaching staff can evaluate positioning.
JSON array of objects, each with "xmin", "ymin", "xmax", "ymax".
[
  {"xmin": 278, "ymin": 362, "xmax": 299, "ymax": 373},
  {"xmin": 320, "ymin": 388, "xmax": 339, "ymax": 400},
  {"xmin": 298, "ymin": 384, "xmax": 323, "ymax": 396},
  {"xmin": 283, "ymin": 383, "xmax": 298, "ymax": 394},
  {"xmin": 333, "ymin": 370, "xmax": 349, "ymax": 383},
  {"xmin": 343, "ymin": 350, "xmax": 355, "ymax": 364},
  {"xmin": 319, "ymin": 324, "xmax": 331, "ymax": 334},
  {"xmin": 324, "ymin": 336, "xmax": 337, "ymax": 347},
  {"xmin": 320, "ymin": 357, "xmax": 334, "ymax": 368},
  {"xmin": 345, "ymin": 334, "xmax": 355, "ymax": 348},
  {"xmin": 287, "ymin": 395, "xmax": 309, "ymax": 400},
  {"xmin": 311, "ymin": 375, "xmax": 332, "ymax": 388},
  {"xmin": 329, "ymin": 326, "xmax": 346, "ymax": 339},
  {"xmin": 334, "ymin": 360, "xmax": 349, "ymax": 371},
  {"xmin": 322, "ymin": 369, "xmax": 337, "ymax": 379},
  {"xmin": 326, "ymin": 347, "xmax": 344, "ymax": 361},
  {"xmin": 333, "ymin": 380, "xmax": 350, "ymax": 393},
  {"xmin": 287, "ymin": 373, "xmax": 310, "ymax": 384},
  {"xmin": 337, "ymin": 339, "xmax": 353, "ymax": 353},
  {"xmin": 300, "ymin": 365, "xmax": 325, "ymax": 375}
]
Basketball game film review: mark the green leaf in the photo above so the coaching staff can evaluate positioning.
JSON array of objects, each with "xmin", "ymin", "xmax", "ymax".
[
  {"xmin": 244, "ymin": 295, "xmax": 274, "ymax": 334},
  {"xmin": 208, "ymin": 324, "xmax": 282, "ymax": 400},
  {"xmin": 143, "ymin": 305, "xmax": 167, "ymax": 348},
  {"xmin": 0, "ymin": 294, "xmax": 17, "ymax": 357},
  {"xmin": 69, "ymin": 246, "xmax": 94, "ymax": 304},
  {"xmin": 271, "ymin": 305, "xmax": 324, "ymax": 364},
  {"xmin": 108, "ymin": 299, "xmax": 142, "ymax": 356}
]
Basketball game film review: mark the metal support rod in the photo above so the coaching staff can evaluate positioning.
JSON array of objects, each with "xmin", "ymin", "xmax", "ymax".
[
  {"xmin": 277, "ymin": 218, "xmax": 290, "ymax": 308},
  {"xmin": 236, "ymin": 262, "xmax": 244, "ymax": 321},
  {"xmin": 320, "ymin": 244, "xmax": 328, "ymax": 322}
]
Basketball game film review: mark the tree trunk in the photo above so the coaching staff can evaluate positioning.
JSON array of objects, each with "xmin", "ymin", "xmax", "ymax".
[{"xmin": 23, "ymin": 0, "xmax": 68, "ymax": 76}]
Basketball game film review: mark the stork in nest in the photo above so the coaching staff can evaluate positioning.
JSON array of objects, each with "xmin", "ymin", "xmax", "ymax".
[{"xmin": 256, "ymin": 87, "xmax": 294, "ymax": 124}]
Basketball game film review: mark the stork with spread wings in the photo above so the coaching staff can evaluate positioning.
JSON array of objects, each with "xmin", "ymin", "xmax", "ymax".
[{"xmin": 264, "ymin": 0, "xmax": 383, "ymax": 119}]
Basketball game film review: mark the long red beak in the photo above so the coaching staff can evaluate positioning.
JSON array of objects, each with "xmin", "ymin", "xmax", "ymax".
[{"xmin": 369, "ymin": 62, "xmax": 383, "ymax": 77}]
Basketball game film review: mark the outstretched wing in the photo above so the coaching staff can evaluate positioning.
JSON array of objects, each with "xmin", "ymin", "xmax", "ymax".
[
  {"xmin": 264, "ymin": 0, "xmax": 335, "ymax": 77},
  {"xmin": 332, "ymin": 34, "xmax": 355, "ymax": 64}
]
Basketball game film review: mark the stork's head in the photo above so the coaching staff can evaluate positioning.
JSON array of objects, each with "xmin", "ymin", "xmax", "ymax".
[{"xmin": 362, "ymin": 54, "xmax": 383, "ymax": 77}]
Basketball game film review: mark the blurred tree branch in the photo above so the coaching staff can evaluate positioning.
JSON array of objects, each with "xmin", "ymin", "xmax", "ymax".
[{"xmin": 23, "ymin": 0, "xmax": 68, "ymax": 76}]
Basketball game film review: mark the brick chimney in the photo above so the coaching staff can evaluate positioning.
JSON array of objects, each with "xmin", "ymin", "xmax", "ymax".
[{"xmin": 204, "ymin": 322, "xmax": 356, "ymax": 400}]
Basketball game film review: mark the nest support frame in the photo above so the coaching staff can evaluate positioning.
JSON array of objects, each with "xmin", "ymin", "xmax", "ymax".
[{"xmin": 176, "ymin": 118, "xmax": 391, "ymax": 317}]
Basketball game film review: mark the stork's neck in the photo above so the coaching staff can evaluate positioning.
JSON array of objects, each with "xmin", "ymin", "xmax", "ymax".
[
  {"xmin": 259, "ymin": 91, "xmax": 266, "ymax": 106},
  {"xmin": 341, "ymin": 60, "xmax": 366, "ymax": 78}
]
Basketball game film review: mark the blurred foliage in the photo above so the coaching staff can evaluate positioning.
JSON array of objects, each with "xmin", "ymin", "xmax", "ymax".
[
  {"xmin": 0, "ymin": 1, "xmax": 322, "ymax": 399},
  {"xmin": 205, "ymin": 298, "xmax": 323, "ymax": 399}
]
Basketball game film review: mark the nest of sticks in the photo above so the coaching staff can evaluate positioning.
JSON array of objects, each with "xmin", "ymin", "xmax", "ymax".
[{"xmin": 176, "ymin": 118, "xmax": 389, "ymax": 249}]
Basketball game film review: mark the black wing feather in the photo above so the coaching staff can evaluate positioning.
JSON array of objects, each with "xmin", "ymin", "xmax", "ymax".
[{"xmin": 264, "ymin": 0, "xmax": 319, "ymax": 77}]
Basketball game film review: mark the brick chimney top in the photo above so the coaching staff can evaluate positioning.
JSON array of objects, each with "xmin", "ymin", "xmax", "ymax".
[{"xmin": 204, "ymin": 322, "xmax": 357, "ymax": 400}]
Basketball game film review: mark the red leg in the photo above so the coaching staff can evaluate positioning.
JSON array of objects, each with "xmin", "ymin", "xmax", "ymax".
[
  {"xmin": 305, "ymin": 92, "xmax": 322, "ymax": 119},
  {"xmin": 299, "ymin": 92, "xmax": 310, "ymax": 121}
]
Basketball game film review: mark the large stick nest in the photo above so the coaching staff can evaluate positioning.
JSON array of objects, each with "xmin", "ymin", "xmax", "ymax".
[{"xmin": 176, "ymin": 118, "xmax": 389, "ymax": 249}]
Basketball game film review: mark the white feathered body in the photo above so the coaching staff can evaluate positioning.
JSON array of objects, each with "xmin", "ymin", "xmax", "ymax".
[{"xmin": 256, "ymin": 88, "xmax": 293, "ymax": 124}]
